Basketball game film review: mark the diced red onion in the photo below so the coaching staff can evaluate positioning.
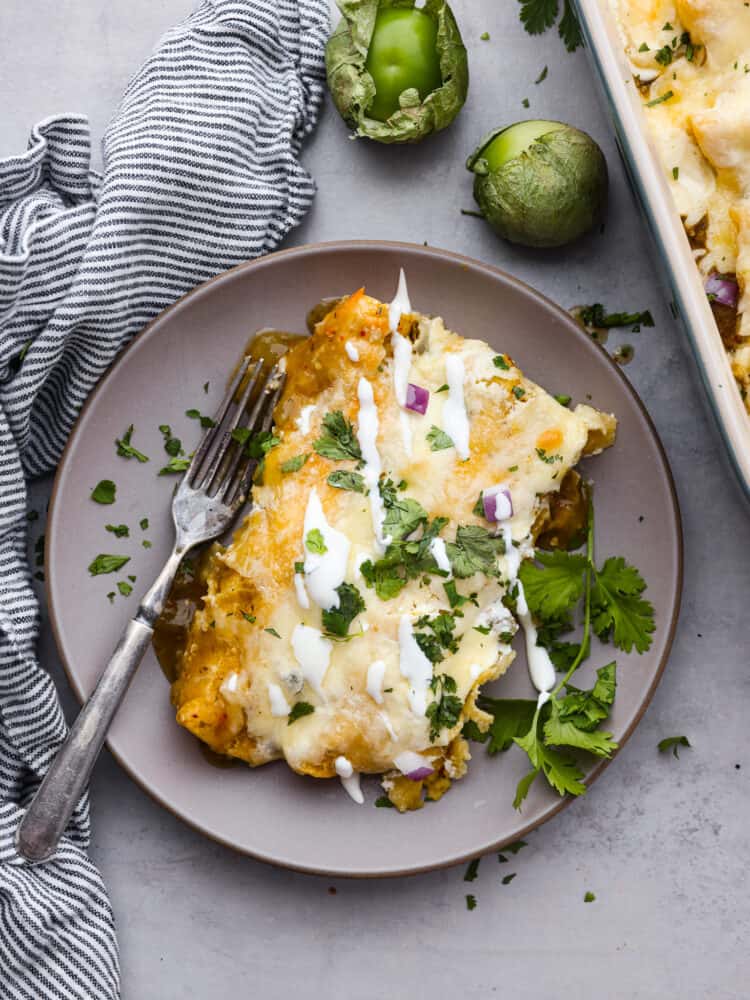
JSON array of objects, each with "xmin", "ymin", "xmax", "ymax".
[
  {"xmin": 405, "ymin": 383, "xmax": 429, "ymax": 414},
  {"xmin": 705, "ymin": 273, "xmax": 739, "ymax": 309},
  {"xmin": 405, "ymin": 766, "xmax": 435, "ymax": 782},
  {"xmin": 483, "ymin": 487, "xmax": 513, "ymax": 522}
]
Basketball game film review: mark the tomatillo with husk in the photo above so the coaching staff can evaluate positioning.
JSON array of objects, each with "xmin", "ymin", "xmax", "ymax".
[
  {"xmin": 466, "ymin": 121, "xmax": 608, "ymax": 248},
  {"xmin": 325, "ymin": 0, "xmax": 469, "ymax": 144}
]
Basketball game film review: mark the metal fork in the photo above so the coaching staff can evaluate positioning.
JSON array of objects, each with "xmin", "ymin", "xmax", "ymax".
[{"xmin": 16, "ymin": 358, "xmax": 286, "ymax": 863}]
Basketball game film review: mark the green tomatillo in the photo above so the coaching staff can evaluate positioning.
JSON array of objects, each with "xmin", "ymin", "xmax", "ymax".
[
  {"xmin": 466, "ymin": 121, "xmax": 608, "ymax": 248},
  {"xmin": 325, "ymin": 0, "xmax": 469, "ymax": 144}
]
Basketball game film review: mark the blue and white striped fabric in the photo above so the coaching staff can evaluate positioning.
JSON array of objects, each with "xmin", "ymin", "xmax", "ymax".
[{"xmin": 0, "ymin": 1, "xmax": 328, "ymax": 995}]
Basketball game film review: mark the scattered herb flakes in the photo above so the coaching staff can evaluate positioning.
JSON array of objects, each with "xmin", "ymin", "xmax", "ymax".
[
  {"xmin": 158, "ymin": 456, "xmax": 191, "ymax": 475},
  {"xmin": 88, "ymin": 554, "xmax": 130, "ymax": 576},
  {"xmin": 281, "ymin": 453, "xmax": 309, "ymax": 474},
  {"xmin": 264, "ymin": 627, "xmax": 281, "ymax": 639},
  {"xmin": 105, "ymin": 524, "xmax": 129, "ymax": 538},
  {"xmin": 658, "ymin": 735, "xmax": 691, "ymax": 758},
  {"xmin": 127, "ymin": 575, "xmax": 136, "ymax": 583},
  {"xmin": 288, "ymin": 701, "xmax": 314, "ymax": 725},
  {"xmin": 294, "ymin": 561, "xmax": 305, "ymax": 574},
  {"xmin": 159, "ymin": 425, "xmax": 183, "ymax": 458},
  {"xmin": 327, "ymin": 470, "xmax": 365, "ymax": 493},
  {"xmin": 493, "ymin": 354, "xmax": 510, "ymax": 370},
  {"xmin": 142, "ymin": 540, "xmax": 152, "ymax": 549},
  {"xmin": 522, "ymin": 98, "xmax": 530, "ymax": 108},
  {"xmin": 646, "ymin": 90, "xmax": 674, "ymax": 107},
  {"xmin": 506, "ymin": 840, "xmax": 527, "ymax": 855},
  {"xmin": 115, "ymin": 425, "xmax": 149, "ymax": 463},
  {"xmin": 107, "ymin": 591, "xmax": 115, "ymax": 604},
  {"xmin": 374, "ymin": 795, "xmax": 395, "ymax": 808},
  {"xmin": 306, "ymin": 528, "xmax": 327, "ymax": 555},
  {"xmin": 426, "ymin": 673, "xmax": 462, "ymax": 740},
  {"xmin": 577, "ymin": 304, "xmax": 654, "ymax": 330},
  {"xmin": 139, "ymin": 517, "xmax": 149, "ymax": 531},
  {"xmin": 672, "ymin": 166, "xmax": 679, "ymax": 181},
  {"xmin": 117, "ymin": 581, "xmax": 133, "ymax": 597},
  {"xmin": 240, "ymin": 611, "xmax": 256, "ymax": 624},
  {"xmin": 436, "ymin": 383, "xmax": 449, "ymax": 392},
  {"xmin": 584, "ymin": 891, "xmax": 596, "ymax": 903},
  {"xmin": 464, "ymin": 858, "xmax": 480, "ymax": 882},
  {"xmin": 322, "ymin": 582, "xmax": 366, "ymax": 638},
  {"xmin": 426, "ymin": 425, "xmax": 454, "ymax": 451},
  {"xmin": 465, "ymin": 894, "xmax": 477, "ymax": 911},
  {"xmin": 554, "ymin": 394, "xmax": 572, "ymax": 407},
  {"xmin": 480, "ymin": 31, "xmax": 490, "ymax": 41},
  {"xmin": 512, "ymin": 386, "xmax": 526, "ymax": 400},
  {"xmin": 91, "ymin": 480, "xmax": 117, "ymax": 505},
  {"xmin": 502, "ymin": 873, "xmax": 517, "ymax": 885},
  {"xmin": 497, "ymin": 854, "xmax": 508, "ymax": 863},
  {"xmin": 535, "ymin": 65, "xmax": 548, "ymax": 84},
  {"xmin": 536, "ymin": 447, "xmax": 562, "ymax": 464},
  {"xmin": 186, "ymin": 408, "xmax": 215, "ymax": 428},
  {"xmin": 203, "ymin": 381, "xmax": 209, "ymax": 394},
  {"xmin": 313, "ymin": 411, "xmax": 362, "ymax": 462}
]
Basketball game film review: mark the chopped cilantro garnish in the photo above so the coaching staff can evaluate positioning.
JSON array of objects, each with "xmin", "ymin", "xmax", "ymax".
[
  {"xmin": 646, "ymin": 90, "xmax": 674, "ymax": 107},
  {"xmin": 480, "ymin": 31, "xmax": 490, "ymax": 41},
  {"xmin": 115, "ymin": 425, "xmax": 149, "ymax": 463},
  {"xmin": 139, "ymin": 517, "xmax": 149, "ymax": 531},
  {"xmin": 88, "ymin": 554, "xmax": 131, "ymax": 576},
  {"xmin": 327, "ymin": 470, "xmax": 365, "ymax": 493},
  {"xmin": 117, "ymin": 581, "xmax": 133, "ymax": 597},
  {"xmin": 658, "ymin": 735, "xmax": 691, "ymax": 758},
  {"xmin": 522, "ymin": 98, "xmax": 530, "ymax": 108},
  {"xmin": 638, "ymin": 42, "xmax": 649, "ymax": 52},
  {"xmin": 502, "ymin": 873, "xmax": 517, "ymax": 885},
  {"xmin": 91, "ymin": 480, "xmax": 116, "ymax": 505},
  {"xmin": 288, "ymin": 701, "xmax": 314, "ymax": 725},
  {"xmin": 473, "ymin": 625, "xmax": 491, "ymax": 635},
  {"xmin": 240, "ymin": 611, "xmax": 256, "ymax": 623},
  {"xmin": 426, "ymin": 673, "xmax": 462, "ymax": 739},
  {"xmin": 305, "ymin": 528, "xmax": 327, "ymax": 555},
  {"xmin": 105, "ymin": 524, "xmax": 129, "ymax": 538},
  {"xmin": 313, "ymin": 411, "xmax": 362, "ymax": 462},
  {"xmin": 158, "ymin": 456, "xmax": 191, "ymax": 475},
  {"xmin": 465, "ymin": 894, "xmax": 477, "ymax": 911},
  {"xmin": 142, "ymin": 540, "xmax": 152, "ymax": 549},
  {"xmin": 106, "ymin": 592, "xmax": 115, "ymax": 604},
  {"xmin": 159, "ymin": 425, "xmax": 183, "ymax": 458},
  {"xmin": 361, "ymin": 513, "xmax": 448, "ymax": 599},
  {"xmin": 464, "ymin": 858, "xmax": 480, "ymax": 882},
  {"xmin": 584, "ymin": 891, "xmax": 596, "ymax": 903},
  {"xmin": 512, "ymin": 386, "xmax": 526, "ymax": 400},
  {"xmin": 294, "ymin": 561, "xmax": 305, "ymax": 574},
  {"xmin": 554, "ymin": 394, "xmax": 571, "ymax": 407},
  {"xmin": 321, "ymin": 582, "xmax": 365, "ymax": 638},
  {"xmin": 186, "ymin": 408, "xmax": 215, "ymax": 428},
  {"xmin": 436, "ymin": 383, "xmax": 449, "ymax": 392},
  {"xmin": 281, "ymin": 453, "xmax": 309, "ymax": 474},
  {"xmin": 535, "ymin": 65, "xmax": 548, "ymax": 84},
  {"xmin": 578, "ymin": 304, "xmax": 654, "ymax": 329},
  {"xmin": 383, "ymin": 494, "xmax": 429, "ymax": 541},
  {"xmin": 506, "ymin": 840, "xmax": 527, "ymax": 855},
  {"xmin": 493, "ymin": 354, "xmax": 510, "ymax": 370},
  {"xmin": 426, "ymin": 426, "xmax": 454, "ymax": 451},
  {"xmin": 445, "ymin": 524, "xmax": 504, "ymax": 579},
  {"xmin": 264, "ymin": 627, "xmax": 281, "ymax": 638},
  {"xmin": 374, "ymin": 795, "xmax": 395, "ymax": 808}
]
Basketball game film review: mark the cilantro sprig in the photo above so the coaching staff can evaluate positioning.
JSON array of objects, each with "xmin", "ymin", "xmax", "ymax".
[{"xmin": 518, "ymin": 0, "xmax": 583, "ymax": 53}]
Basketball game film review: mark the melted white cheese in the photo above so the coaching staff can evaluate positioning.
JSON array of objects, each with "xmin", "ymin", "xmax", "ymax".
[
  {"xmin": 335, "ymin": 755, "xmax": 364, "ymax": 804},
  {"xmin": 268, "ymin": 683, "xmax": 291, "ymax": 717},
  {"xmin": 356, "ymin": 377, "xmax": 390, "ymax": 553},
  {"xmin": 366, "ymin": 660, "xmax": 386, "ymax": 703},
  {"xmin": 443, "ymin": 354, "xmax": 470, "ymax": 460},
  {"xmin": 291, "ymin": 623, "xmax": 332, "ymax": 697},
  {"xmin": 345, "ymin": 340, "xmax": 359, "ymax": 362},
  {"xmin": 398, "ymin": 615, "xmax": 434, "ymax": 717},
  {"xmin": 303, "ymin": 488, "xmax": 350, "ymax": 610}
]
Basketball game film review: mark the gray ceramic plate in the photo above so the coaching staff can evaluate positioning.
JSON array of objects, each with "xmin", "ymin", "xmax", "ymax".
[{"xmin": 47, "ymin": 241, "xmax": 682, "ymax": 877}]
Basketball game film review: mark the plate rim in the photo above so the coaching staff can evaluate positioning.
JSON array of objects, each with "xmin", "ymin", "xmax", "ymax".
[{"xmin": 45, "ymin": 239, "xmax": 684, "ymax": 878}]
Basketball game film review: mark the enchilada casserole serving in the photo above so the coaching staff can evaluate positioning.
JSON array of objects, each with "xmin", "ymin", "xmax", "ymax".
[
  {"xmin": 168, "ymin": 280, "xmax": 616, "ymax": 809},
  {"xmin": 611, "ymin": 0, "xmax": 750, "ymax": 412}
]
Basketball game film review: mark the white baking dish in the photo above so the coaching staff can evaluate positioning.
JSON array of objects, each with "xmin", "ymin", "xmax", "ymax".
[{"xmin": 575, "ymin": 0, "xmax": 750, "ymax": 501}]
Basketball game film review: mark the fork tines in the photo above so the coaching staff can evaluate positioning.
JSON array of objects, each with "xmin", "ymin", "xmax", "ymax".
[{"xmin": 187, "ymin": 358, "xmax": 286, "ymax": 507}]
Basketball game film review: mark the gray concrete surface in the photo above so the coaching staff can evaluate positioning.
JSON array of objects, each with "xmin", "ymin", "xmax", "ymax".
[{"xmin": 3, "ymin": 1, "xmax": 749, "ymax": 997}]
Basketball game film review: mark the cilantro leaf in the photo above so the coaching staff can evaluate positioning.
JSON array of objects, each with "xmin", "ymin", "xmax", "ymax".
[
  {"xmin": 360, "ymin": 515, "xmax": 448, "ymax": 600},
  {"xmin": 446, "ymin": 525, "xmax": 504, "ymax": 579},
  {"xmin": 426, "ymin": 425, "xmax": 454, "ymax": 451},
  {"xmin": 105, "ymin": 524, "xmax": 129, "ymax": 539},
  {"xmin": 117, "ymin": 580, "xmax": 133, "ymax": 597},
  {"xmin": 159, "ymin": 424, "xmax": 183, "ymax": 457},
  {"xmin": 476, "ymin": 697, "xmax": 537, "ymax": 754},
  {"xmin": 519, "ymin": 0, "xmax": 558, "ymax": 35},
  {"xmin": 543, "ymin": 698, "xmax": 618, "ymax": 758},
  {"xmin": 159, "ymin": 456, "xmax": 191, "ymax": 475},
  {"xmin": 382, "ymin": 496, "xmax": 428, "ymax": 542},
  {"xmin": 313, "ymin": 411, "xmax": 362, "ymax": 462},
  {"xmin": 658, "ymin": 735, "xmax": 691, "ymax": 758},
  {"xmin": 305, "ymin": 529, "xmax": 327, "ymax": 555},
  {"xmin": 558, "ymin": 0, "xmax": 582, "ymax": 51},
  {"xmin": 591, "ymin": 557, "xmax": 655, "ymax": 653},
  {"xmin": 91, "ymin": 480, "xmax": 116, "ymax": 505},
  {"xmin": 281, "ymin": 453, "xmax": 309, "ymax": 474},
  {"xmin": 288, "ymin": 702, "xmax": 315, "ymax": 725},
  {"xmin": 518, "ymin": 551, "xmax": 588, "ymax": 621},
  {"xmin": 115, "ymin": 425, "xmax": 149, "ymax": 462},
  {"xmin": 557, "ymin": 662, "xmax": 616, "ymax": 731},
  {"xmin": 88, "ymin": 554, "xmax": 131, "ymax": 576},
  {"xmin": 327, "ymin": 470, "xmax": 365, "ymax": 492},
  {"xmin": 443, "ymin": 580, "xmax": 477, "ymax": 609},
  {"xmin": 321, "ymin": 582, "xmax": 365, "ymax": 638},
  {"xmin": 426, "ymin": 674, "xmax": 463, "ymax": 740}
]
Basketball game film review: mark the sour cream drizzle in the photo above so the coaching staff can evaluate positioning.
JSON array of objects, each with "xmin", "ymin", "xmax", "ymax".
[
  {"xmin": 335, "ymin": 756, "xmax": 364, "ymax": 804},
  {"xmin": 345, "ymin": 340, "xmax": 359, "ymax": 362},
  {"xmin": 366, "ymin": 660, "xmax": 386, "ymax": 704},
  {"xmin": 303, "ymin": 487, "xmax": 350, "ymax": 609},
  {"xmin": 291, "ymin": 623, "xmax": 332, "ymax": 696},
  {"xmin": 390, "ymin": 270, "xmax": 414, "ymax": 453},
  {"xmin": 398, "ymin": 615, "xmax": 434, "ymax": 717},
  {"xmin": 296, "ymin": 404, "xmax": 316, "ymax": 435},
  {"xmin": 443, "ymin": 354, "xmax": 470, "ymax": 460},
  {"xmin": 268, "ymin": 683, "xmax": 291, "ymax": 717},
  {"xmin": 356, "ymin": 377, "xmax": 389, "ymax": 553},
  {"xmin": 294, "ymin": 571, "xmax": 310, "ymax": 609},
  {"xmin": 429, "ymin": 536, "xmax": 452, "ymax": 575},
  {"xmin": 501, "ymin": 523, "xmax": 557, "ymax": 696}
]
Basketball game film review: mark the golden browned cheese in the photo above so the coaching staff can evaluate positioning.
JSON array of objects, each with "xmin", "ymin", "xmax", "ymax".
[
  {"xmin": 170, "ymin": 289, "xmax": 616, "ymax": 806},
  {"xmin": 610, "ymin": 0, "xmax": 750, "ymax": 410}
]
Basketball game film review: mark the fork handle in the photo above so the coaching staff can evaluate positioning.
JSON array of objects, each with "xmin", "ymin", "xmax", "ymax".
[{"xmin": 16, "ymin": 546, "xmax": 186, "ymax": 863}]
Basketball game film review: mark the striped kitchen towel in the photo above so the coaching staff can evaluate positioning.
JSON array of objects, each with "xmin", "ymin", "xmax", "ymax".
[{"xmin": 0, "ymin": 1, "xmax": 328, "ymax": 995}]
